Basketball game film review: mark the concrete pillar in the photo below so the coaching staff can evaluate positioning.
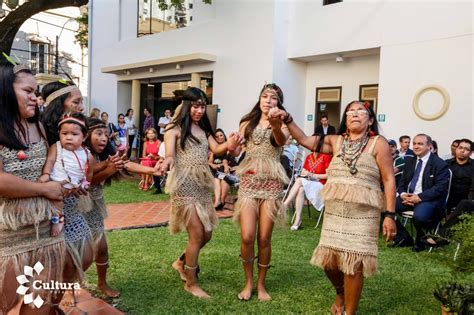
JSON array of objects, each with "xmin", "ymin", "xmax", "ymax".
[
  {"xmin": 131, "ymin": 79, "xmax": 140, "ymax": 120},
  {"xmin": 190, "ymin": 73, "xmax": 201, "ymax": 88}
]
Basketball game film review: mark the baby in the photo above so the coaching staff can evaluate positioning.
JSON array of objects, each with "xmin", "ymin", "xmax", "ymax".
[{"xmin": 40, "ymin": 112, "xmax": 94, "ymax": 236}]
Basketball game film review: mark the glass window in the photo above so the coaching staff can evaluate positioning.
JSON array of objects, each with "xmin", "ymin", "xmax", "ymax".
[
  {"xmin": 29, "ymin": 41, "xmax": 49, "ymax": 74},
  {"xmin": 137, "ymin": 0, "xmax": 195, "ymax": 37}
]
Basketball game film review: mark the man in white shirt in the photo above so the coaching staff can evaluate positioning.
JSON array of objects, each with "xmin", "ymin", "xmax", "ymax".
[
  {"xmin": 157, "ymin": 109, "xmax": 172, "ymax": 141},
  {"xmin": 393, "ymin": 134, "xmax": 450, "ymax": 251}
]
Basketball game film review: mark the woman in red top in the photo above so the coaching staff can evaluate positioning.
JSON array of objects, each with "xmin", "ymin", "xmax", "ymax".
[
  {"xmin": 140, "ymin": 128, "xmax": 160, "ymax": 191},
  {"xmin": 283, "ymin": 152, "xmax": 332, "ymax": 230}
]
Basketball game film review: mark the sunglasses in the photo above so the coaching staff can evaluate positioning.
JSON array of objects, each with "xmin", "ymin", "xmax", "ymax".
[{"xmin": 345, "ymin": 109, "xmax": 369, "ymax": 117}]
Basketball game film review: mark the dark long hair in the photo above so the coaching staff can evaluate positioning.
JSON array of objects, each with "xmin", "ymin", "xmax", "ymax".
[
  {"xmin": 168, "ymin": 87, "xmax": 214, "ymax": 150},
  {"xmin": 337, "ymin": 100, "xmax": 380, "ymax": 136},
  {"xmin": 0, "ymin": 60, "xmax": 44, "ymax": 150},
  {"xmin": 240, "ymin": 83, "xmax": 286, "ymax": 147},
  {"xmin": 85, "ymin": 118, "xmax": 116, "ymax": 161},
  {"xmin": 41, "ymin": 81, "xmax": 76, "ymax": 145}
]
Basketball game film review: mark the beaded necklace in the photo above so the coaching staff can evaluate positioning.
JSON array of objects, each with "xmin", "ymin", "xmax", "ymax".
[{"xmin": 339, "ymin": 132, "xmax": 370, "ymax": 175}]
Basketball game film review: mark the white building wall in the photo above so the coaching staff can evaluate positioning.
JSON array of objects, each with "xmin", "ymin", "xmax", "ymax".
[
  {"xmin": 90, "ymin": 0, "xmax": 279, "ymax": 132},
  {"xmin": 304, "ymin": 55, "xmax": 380, "ymax": 136},
  {"xmin": 378, "ymin": 35, "xmax": 473, "ymax": 156}
]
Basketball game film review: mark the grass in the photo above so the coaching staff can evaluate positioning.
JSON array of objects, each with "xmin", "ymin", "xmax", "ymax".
[
  {"xmin": 85, "ymin": 198, "xmax": 473, "ymax": 314},
  {"xmin": 103, "ymin": 178, "xmax": 170, "ymax": 204}
]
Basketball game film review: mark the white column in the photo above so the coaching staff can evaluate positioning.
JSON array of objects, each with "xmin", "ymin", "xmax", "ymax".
[{"xmin": 190, "ymin": 73, "xmax": 201, "ymax": 88}]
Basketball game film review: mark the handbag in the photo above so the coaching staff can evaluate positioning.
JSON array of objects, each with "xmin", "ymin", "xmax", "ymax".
[{"xmin": 108, "ymin": 123, "xmax": 121, "ymax": 146}]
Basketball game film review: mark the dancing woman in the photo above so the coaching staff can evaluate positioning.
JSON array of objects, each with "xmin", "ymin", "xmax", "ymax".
[
  {"xmin": 232, "ymin": 83, "xmax": 290, "ymax": 301},
  {"xmin": 269, "ymin": 101, "xmax": 396, "ymax": 314},
  {"xmin": 0, "ymin": 60, "xmax": 67, "ymax": 314},
  {"xmin": 159, "ymin": 87, "xmax": 240, "ymax": 298}
]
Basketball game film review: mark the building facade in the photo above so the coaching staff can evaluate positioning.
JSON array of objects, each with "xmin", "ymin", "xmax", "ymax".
[
  {"xmin": 89, "ymin": 0, "xmax": 473, "ymax": 155},
  {"xmin": 7, "ymin": 5, "xmax": 88, "ymax": 98}
]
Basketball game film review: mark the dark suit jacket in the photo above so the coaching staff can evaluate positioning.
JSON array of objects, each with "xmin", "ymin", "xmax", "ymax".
[
  {"xmin": 314, "ymin": 124, "xmax": 336, "ymax": 135},
  {"xmin": 397, "ymin": 153, "xmax": 450, "ymax": 204}
]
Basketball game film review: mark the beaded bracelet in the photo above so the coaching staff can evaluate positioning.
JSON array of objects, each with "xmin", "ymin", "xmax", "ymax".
[
  {"xmin": 382, "ymin": 211, "xmax": 396, "ymax": 220},
  {"xmin": 283, "ymin": 113, "xmax": 293, "ymax": 124}
]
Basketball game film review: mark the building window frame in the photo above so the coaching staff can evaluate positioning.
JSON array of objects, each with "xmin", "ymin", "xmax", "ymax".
[
  {"xmin": 323, "ymin": 0, "xmax": 342, "ymax": 6},
  {"xmin": 29, "ymin": 41, "xmax": 49, "ymax": 74}
]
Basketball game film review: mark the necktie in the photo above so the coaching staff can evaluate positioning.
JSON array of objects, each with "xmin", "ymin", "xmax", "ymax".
[{"xmin": 408, "ymin": 159, "xmax": 423, "ymax": 193}]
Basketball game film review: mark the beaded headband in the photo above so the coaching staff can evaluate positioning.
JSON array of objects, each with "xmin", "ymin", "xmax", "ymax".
[
  {"xmin": 260, "ymin": 83, "xmax": 283, "ymax": 104},
  {"xmin": 45, "ymin": 85, "xmax": 80, "ymax": 106},
  {"xmin": 89, "ymin": 123, "xmax": 107, "ymax": 131},
  {"xmin": 58, "ymin": 116, "xmax": 87, "ymax": 129}
]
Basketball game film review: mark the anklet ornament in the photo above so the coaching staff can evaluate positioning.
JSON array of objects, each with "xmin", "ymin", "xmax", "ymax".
[
  {"xmin": 257, "ymin": 262, "xmax": 272, "ymax": 269},
  {"xmin": 184, "ymin": 264, "xmax": 199, "ymax": 270},
  {"xmin": 239, "ymin": 255, "xmax": 257, "ymax": 264}
]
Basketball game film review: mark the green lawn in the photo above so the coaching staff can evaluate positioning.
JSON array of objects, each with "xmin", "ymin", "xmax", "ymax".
[
  {"xmin": 103, "ymin": 178, "xmax": 170, "ymax": 204},
  {"xmin": 85, "ymin": 198, "xmax": 472, "ymax": 314}
]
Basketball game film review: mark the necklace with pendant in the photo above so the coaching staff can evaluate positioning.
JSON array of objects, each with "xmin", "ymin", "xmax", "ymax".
[
  {"xmin": 16, "ymin": 122, "xmax": 31, "ymax": 161},
  {"xmin": 339, "ymin": 133, "xmax": 369, "ymax": 175}
]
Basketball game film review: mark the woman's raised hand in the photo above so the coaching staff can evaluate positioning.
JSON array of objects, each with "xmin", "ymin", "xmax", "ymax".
[
  {"xmin": 268, "ymin": 108, "xmax": 287, "ymax": 121},
  {"xmin": 227, "ymin": 132, "xmax": 244, "ymax": 152}
]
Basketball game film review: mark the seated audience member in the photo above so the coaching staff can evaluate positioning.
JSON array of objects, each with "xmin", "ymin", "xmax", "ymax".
[
  {"xmin": 438, "ymin": 199, "xmax": 474, "ymax": 238},
  {"xmin": 393, "ymin": 134, "xmax": 450, "ymax": 251},
  {"xmin": 442, "ymin": 139, "xmax": 461, "ymax": 160},
  {"xmin": 283, "ymin": 152, "xmax": 332, "ymax": 230},
  {"xmin": 388, "ymin": 139, "xmax": 405, "ymax": 188},
  {"xmin": 399, "ymin": 135, "xmax": 415, "ymax": 157},
  {"xmin": 281, "ymin": 136, "xmax": 299, "ymax": 179},
  {"xmin": 431, "ymin": 140, "xmax": 439, "ymax": 156},
  {"xmin": 209, "ymin": 129, "xmax": 229, "ymax": 210},
  {"xmin": 140, "ymin": 128, "xmax": 161, "ymax": 193},
  {"xmin": 445, "ymin": 139, "xmax": 473, "ymax": 210}
]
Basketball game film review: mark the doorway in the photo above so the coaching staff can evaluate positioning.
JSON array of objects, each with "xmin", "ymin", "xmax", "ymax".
[{"xmin": 315, "ymin": 87, "xmax": 342, "ymax": 133}]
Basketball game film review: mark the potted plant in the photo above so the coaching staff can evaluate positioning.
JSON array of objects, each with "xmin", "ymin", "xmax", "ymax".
[{"xmin": 433, "ymin": 282, "xmax": 473, "ymax": 314}]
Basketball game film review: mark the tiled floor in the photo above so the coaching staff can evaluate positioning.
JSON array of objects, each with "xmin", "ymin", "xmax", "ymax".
[{"xmin": 58, "ymin": 197, "xmax": 235, "ymax": 314}]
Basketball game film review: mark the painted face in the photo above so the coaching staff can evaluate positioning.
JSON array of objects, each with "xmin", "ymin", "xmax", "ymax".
[
  {"xmin": 215, "ymin": 131, "xmax": 225, "ymax": 144},
  {"xmin": 190, "ymin": 102, "xmax": 206, "ymax": 123},
  {"xmin": 400, "ymin": 138, "xmax": 410, "ymax": 150},
  {"xmin": 455, "ymin": 141, "xmax": 472, "ymax": 161},
  {"xmin": 59, "ymin": 123, "xmax": 84, "ymax": 151},
  {"xmin": 13, "ymin": 72, "xmax": 38, "ymax": 119},
  {"xmin": 101, "ymin": 113, "xmax": 108, "ymax": 123},
  {"xmin": 64, "ymin": 90, "xmax": 84, "ymax": 113},
  {"xmin": 412, "ymin": 135, "xmax": 431, "ymax": 158},
  {"xmin": 259, "ymin": 90, "xmax": 279, "ymax": 114},
  {"xmin": 345, "ymin": 102, "xmax": 372, "ymax": 133},
  {"xmin": 90, "ymin": 128, "xmax": 108, "ymax": 154}
]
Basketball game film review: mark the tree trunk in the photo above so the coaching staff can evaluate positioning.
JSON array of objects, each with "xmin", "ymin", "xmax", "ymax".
[{"xmin": 0, "ymin": 0, "xmax": 88, "ymax": 55}]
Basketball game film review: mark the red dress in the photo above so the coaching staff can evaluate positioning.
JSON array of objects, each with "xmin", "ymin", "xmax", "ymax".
[{"xmin": 141, "ymin": 140, "xmax": 160, "ymax": 167}]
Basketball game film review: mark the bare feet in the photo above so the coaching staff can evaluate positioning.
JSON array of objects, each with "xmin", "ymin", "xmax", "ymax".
[
  {"xmin": 172, "ymin": 258, "xmax": 187, "ymax": 282},
  {"xmin": 257, "ymin": 285, "xmax": 271, "ymax": 302},
  {"xmin": 97, "ymin": 283, "xmax": 120, "ymax": 298},
  {"xmin": 330, "ymin": 294, "xmax": 345, "ymax": 315},
  {"xmin": 238, "ymin": 283, "xmax": 253, "ymax": 301},
  {"xmin": 60, "ymin": 290, "xmax": 76, "ymax": 307},
  {"xmin": 184, "ymin": 283, "xmax": 210, "ymax": 298}
]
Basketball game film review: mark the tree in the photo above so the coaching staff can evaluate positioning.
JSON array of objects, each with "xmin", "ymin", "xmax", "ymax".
[{"xmin": 0, "ymin": 0, "xmax": 88, "ymax": 55}]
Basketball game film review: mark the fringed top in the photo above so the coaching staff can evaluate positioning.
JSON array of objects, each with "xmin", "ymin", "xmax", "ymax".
[
  {"xmin": 236, "ymin": 127, "xmax": 289, "ymax": 184},
  {"xmin": 0, "ymin": 140, "xmax": 58, "ymax": 230},
  {"xmin": 321, "ymin": 136, "xmax": 384, "ymax": 210},
  {"xmin": 165, "ymin": 132, "xmax": 214, "ymax": 195}
]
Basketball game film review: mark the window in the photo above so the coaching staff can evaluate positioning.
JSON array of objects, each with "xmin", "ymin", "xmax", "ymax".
[
  {"xmin": 29, "ymin": 41, "xmax": 49, "ymax": 74},
  {"xmin": 137, "ymin": 0, "xmax": 193, "ymax": 37},
  {"xmin": 323, "ymin": 0, "xmax": 342, "ymax": 5}
]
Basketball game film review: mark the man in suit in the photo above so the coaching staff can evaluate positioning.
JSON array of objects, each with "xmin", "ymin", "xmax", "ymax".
[
  {"xmin": 399, "ymin": 135, "xmax": 415, "ymax": 157},
  {"xmin": 394, "ymin": 134, "xmax": 450, "ymax": 251},
  {"xmin": 314, "ymin": 114, "xmax": 336, "ymax": 135}
]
